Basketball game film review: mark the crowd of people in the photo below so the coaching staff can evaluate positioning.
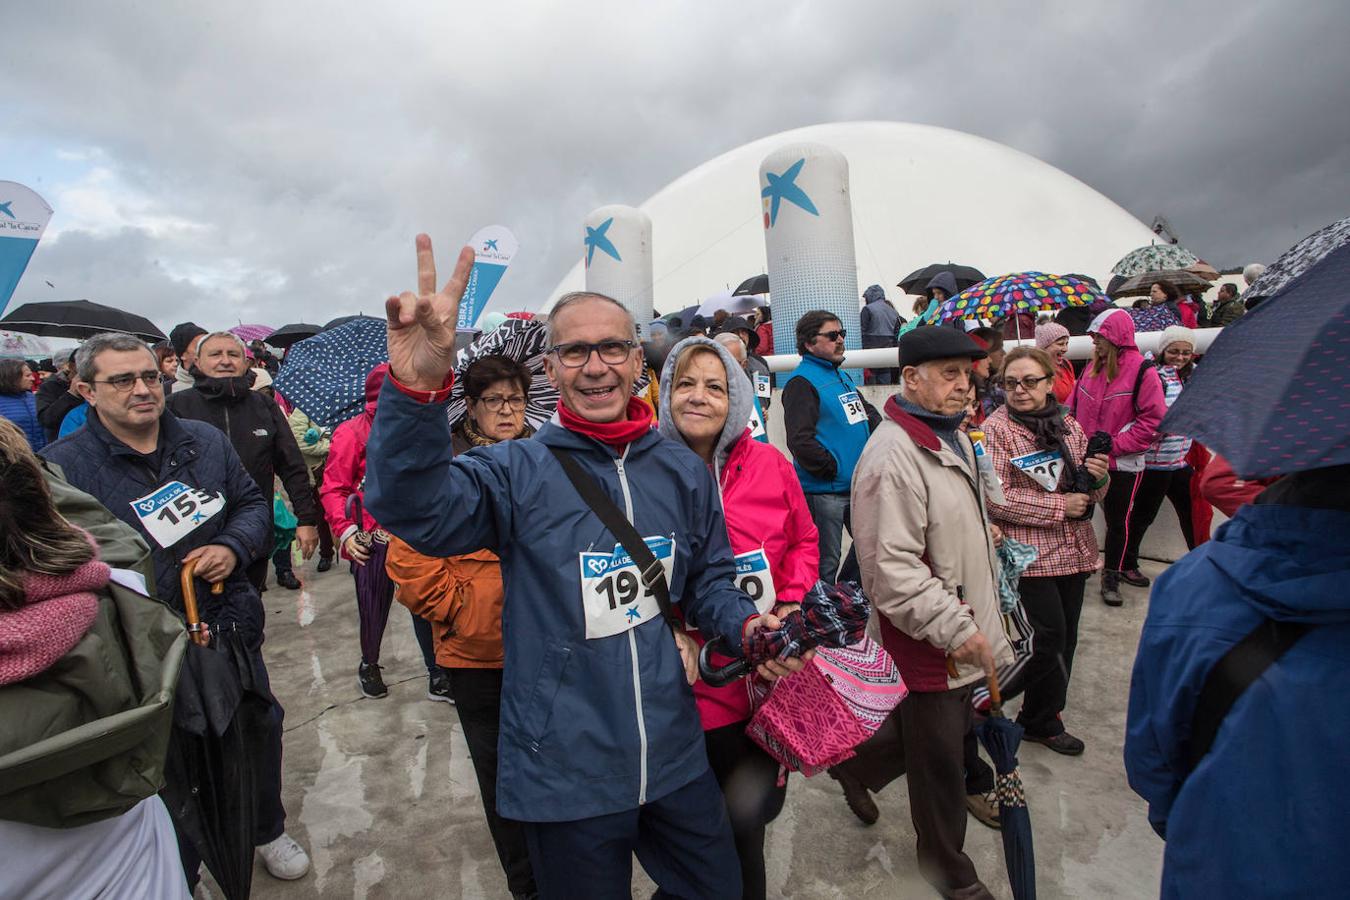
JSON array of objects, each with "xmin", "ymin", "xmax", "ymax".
[{"xmin": 1, "ymin": 237, "xmax": 1344, "ymax": 900}]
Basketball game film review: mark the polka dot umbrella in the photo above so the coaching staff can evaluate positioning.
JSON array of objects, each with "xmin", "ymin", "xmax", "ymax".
[
  {"xmin": 934, "ymin": 272, "xmax": 1105, "ymax": 337},
  {"xmin": 273, "ymin": 317, "xmax": 388, "ymax": 428}
]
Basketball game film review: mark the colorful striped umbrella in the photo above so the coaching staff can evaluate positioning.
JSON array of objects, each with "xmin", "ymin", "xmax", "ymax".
[{"xmin": 934, "ymin": 272, "xmax": 1103, "ymax": 325}]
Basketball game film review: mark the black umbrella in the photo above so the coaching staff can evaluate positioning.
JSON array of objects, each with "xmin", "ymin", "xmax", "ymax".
[
  {"xmin": 159, "ymin": 563, "xmax": 268, "ymax": 900},
  {"xmin": 733, "ymin": 274, "xmax": 769, "ymax": 297},
  {"xmin": 1163, "ymin": 241, "xmax": 1350, "ymax": 478},
  {"xmin": 0, "ymin": 299, "xmax": 165, "ymax": 341},
  {"xmin": 976, "ymin": 670, "xmax": 1036, "ymax": 900},
  {"xmin": 265, "ymin": 322, "xmax": 322, "ymax": 348},
  {"xmin": 896, "ymin": 263, "xmax": 985, "ymax": 295}
]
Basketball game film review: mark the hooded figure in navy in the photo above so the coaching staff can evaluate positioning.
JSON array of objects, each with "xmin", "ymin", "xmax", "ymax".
[{"xmin": 1124, "ymin": 464, "xmax": 1350, "ymax": 898}]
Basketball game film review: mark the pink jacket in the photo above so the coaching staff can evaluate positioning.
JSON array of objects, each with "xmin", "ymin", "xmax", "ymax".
[
  {"xmin": 1071, "ymin": 310, "xmax": 1168, "ymax": 467},
  {"xmin": 319, "ymin": 365, "xmax": 388, "ymax": 555},
  {"xmin": 694, "ymin": 433, "xmax": 819, "ymax": 730}
]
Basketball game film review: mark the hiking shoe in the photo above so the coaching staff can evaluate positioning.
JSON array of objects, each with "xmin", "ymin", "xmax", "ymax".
[
  {"xmin": 276, "ymin": 570, "xmax": 302, "ymax": 590},
  {"xmin": 1025, "ymin": 731, "xmax": 1085, "ymax": 756},
  {"xmin": 829, "ymin": 769, "xmax": 879, "ymax": 825},
  {"xmin": 427, "ymin": 669, "xmax": 454, "ymax": 704},
  {"xmin": 1120, "ymin": 568, "xmax": 1151, "ymax": 588},
  {"xmin": 358, "ymin": 662, "xmax": 388, "ymax": 699},
  {"xmin": 316, "ymin": 556, "xmax": 334, "ymax": 573},
  {"xmin": 1101, "ymin": 571, "xmax": 1124, "ymax": 607},
  {"xmin": 965, "ymin": 791, "xmax": 1001, "ymax": 829},
  {"xmin": 257, "ymin": 832, "xmax": 310, "ymax": 880}
]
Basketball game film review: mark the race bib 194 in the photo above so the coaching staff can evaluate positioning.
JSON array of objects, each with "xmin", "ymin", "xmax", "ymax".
[
  {"xmin": 130, "ymin": 480, "xmax": 226, "ymax": 549},
  {"xmin": 839, "ymin": 391, "xmax": 867, "ymax": 425},
  {"xmin": 578, "ymin": 535, "xmax": 676, "ymax": 640},
  {"xmin": 1011, "ymin": 449, "xmax": 1064, "ymax": 491}
]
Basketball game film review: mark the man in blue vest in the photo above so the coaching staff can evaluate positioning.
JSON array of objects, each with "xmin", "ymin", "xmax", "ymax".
[{"xmin": 783, "ymin": 310, "xmax": 880, "ymax": 583}]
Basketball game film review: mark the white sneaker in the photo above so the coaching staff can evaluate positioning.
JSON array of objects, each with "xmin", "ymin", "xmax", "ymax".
[{"xmin": 257, "ymin": 832, "xmax": 311, "ymax": 880}]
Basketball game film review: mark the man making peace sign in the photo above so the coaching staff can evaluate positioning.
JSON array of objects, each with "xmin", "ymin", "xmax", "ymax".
[{"xmin": 365, "ymin": 236, "xmax": 802, "ymax": 899}]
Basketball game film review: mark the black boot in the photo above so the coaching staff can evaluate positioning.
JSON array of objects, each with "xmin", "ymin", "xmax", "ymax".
[{"xmin": 1101, "ymin": 570, "xmax": 1124, "ymax": 607}]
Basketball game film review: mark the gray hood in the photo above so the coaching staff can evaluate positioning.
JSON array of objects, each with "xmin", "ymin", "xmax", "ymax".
[{"xmin": 657, "ymin": 336, "xmax": 755, "ymax": 469}]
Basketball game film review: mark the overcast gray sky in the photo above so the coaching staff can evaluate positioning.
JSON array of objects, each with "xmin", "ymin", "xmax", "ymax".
[{"xmin": 3, "ymin": 1, "xmax": 1346, "ymax": 332}]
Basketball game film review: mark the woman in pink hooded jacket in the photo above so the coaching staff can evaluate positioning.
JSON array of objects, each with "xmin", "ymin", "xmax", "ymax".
[
  {"xmin": 658, "ymin": 336, "xmax": 818, "ymax": 900},
  {"xmin": 1071, "ymin": 309, "xmax": 1169, "ymax": 607},
  {"xmin": 320, "ymin": 363, "xmax": 441, "ymax": 701}
]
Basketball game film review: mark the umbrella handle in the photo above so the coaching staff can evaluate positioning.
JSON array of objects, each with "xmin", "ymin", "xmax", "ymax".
[
  {"xmin": 698, "ymin": 635, "xmax": 750, "ymax": 688},
  {"xmin": 346, "ymin": 493, "xmax": 365, "ymax": 533},
  {"xmin": 180, "ymin": 560, "xmax": 224, "ymax": 648},
  {"xmin": 986, "ymin": 668, "xmax": 1004, "ymax": 715}
]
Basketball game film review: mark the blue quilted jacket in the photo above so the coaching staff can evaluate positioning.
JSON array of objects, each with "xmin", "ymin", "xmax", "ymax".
[{"xmin": 0, "ymin": 390, "xmax": 46, "ymax": 452}]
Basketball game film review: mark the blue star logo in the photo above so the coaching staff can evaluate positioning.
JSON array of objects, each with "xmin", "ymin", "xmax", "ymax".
[
  {"xmin": 761, "ymin": 158, "xmax": 819, "ymax": 227},
  {"xmin": 625, "ymin": 606, "xmax": 641, "ymax": 622},
  {"xmin": 483, "ymin": 238, "xmax": 499, "ymax": 252},
  {"xmin": 191, "ymin": 511, "xmax": 206, "ymax": 523},
  {"xmin": 584, "ymin": 217, "xmax": 622, "ymax": 267},
  {"xmin": 0, "ymin": 201, "xmax": 13, "ymax": 220}
]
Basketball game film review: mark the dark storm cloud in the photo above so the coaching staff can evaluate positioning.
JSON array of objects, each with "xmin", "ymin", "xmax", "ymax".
[{"xmin": 3, "ymin": 0, "xmax": 1345, "ymax": 329}]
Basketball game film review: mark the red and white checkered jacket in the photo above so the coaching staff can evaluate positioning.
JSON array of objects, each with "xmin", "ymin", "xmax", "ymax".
[{"xmin": 981, "ymin": 406, "xmax": 1108, "ymax": 578}]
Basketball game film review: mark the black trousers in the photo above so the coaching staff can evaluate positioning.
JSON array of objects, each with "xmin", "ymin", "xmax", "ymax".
[
  {"xmin": 447, "ymin": 668, "xmax": 536, "ymax": 897},
  {"xmin": 703, "ymin": 721, "xmax": 787, "ymax": 900},
  {"xmin": 899, "ymin": 686, "xmax": 992, "ymax": 898},
  {"xmin": 1103, "ymin": 468, "xmax": 1196, "ymax": 571},
  {"xmin": 1015, "ymin": 572, "xmax": 1089, "ymax": 738}
]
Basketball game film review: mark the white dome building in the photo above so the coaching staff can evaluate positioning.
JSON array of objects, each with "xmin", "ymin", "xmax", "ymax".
[{"xmin": 548, "ymin": 121, "xmax": 1157, "ymax": 313}]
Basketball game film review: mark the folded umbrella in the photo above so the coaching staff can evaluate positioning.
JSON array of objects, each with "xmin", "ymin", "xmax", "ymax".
[
  {"xmin": 977, "ymin": 670, "xmax": 1037, "ymax": 900},
  {"xmin": 1162, "ymin": 241, "xmax": 1350, "ymax": 478},
  {"xmin": 699, "ymin": 581, "xmax": 870, "ymax": 687},
  {"xmin": 273, "ymin": 317, "xmax": 388, "ymax": 428}
]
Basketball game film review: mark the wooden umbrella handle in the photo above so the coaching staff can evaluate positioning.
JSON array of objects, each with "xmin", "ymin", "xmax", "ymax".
[
  {"xmin": 986, "ymin": 667, "xmax": 1004, "ymax": 715},
  {"xmin": 179, "ymin": 560, "xmax": 224, "ymax": 648}
]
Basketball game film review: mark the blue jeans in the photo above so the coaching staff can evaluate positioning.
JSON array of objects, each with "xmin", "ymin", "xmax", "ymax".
[{"xmin": 804, "ymin": 491, "xmax": 852, "ymax": 584}]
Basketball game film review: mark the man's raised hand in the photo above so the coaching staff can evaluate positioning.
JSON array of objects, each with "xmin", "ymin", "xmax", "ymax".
[{"xmin": 385, "ymin": 235, "xmax": 475, "ymax": 392}]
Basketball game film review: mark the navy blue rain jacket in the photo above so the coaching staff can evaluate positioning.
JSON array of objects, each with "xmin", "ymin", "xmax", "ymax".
[
  {"xmin": 1125, "ymin": 500, "xmax": 1350, "ymax": 898},
  {"xmin": 364, "ymin": 382, "xmax": 758, "ymax": 822},
  {"xmin": 40, "ymin": 408, "xmax": 272, "ymax": 645}
]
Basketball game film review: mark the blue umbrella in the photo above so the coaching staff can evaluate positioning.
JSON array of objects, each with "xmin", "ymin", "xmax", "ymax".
[
  {"xmin": 976, "ymin": 671, "xmax": 1036, "ymax": 900},
  {"xmin": 274, "ymin": 317, "xmax": 388, "ymax": 428},
  {"xmin": 1163, "ymin": 241, "xmax": 1350, "ymax": 478}
]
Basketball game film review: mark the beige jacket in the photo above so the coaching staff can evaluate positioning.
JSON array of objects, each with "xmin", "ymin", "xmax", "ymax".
[{"xmin": 851, "ymin": 397, "xmax": 1013, "ymax": 692}]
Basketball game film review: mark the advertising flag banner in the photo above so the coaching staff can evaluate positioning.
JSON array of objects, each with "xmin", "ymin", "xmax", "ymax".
[
  {"xmin": 457, "ymin": 225, "xmax": 519, "ymax": 330},
  {"xmin": 0, "ymin": 182, "xmax": 54, "ymax": 317}
]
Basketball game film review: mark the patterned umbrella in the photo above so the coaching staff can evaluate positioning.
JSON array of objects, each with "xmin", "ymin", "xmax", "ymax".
[
  {"xmin": 228, "ymin": 324, "xmax": 274, "ymax": 344},
  {"xmin": 1240, "ymin": 216, "xmax": 1350, "ymax": 306},
  {"xmin": 1109, "ymin": 268, "xmax": 1213, "ymax": 299},
  {"xmin": 1185, "ymin": 261, "xmax": 1221, "ymax": 282},
  {"xmin": 1162, "ymin": 241, "xmax": 1350, "ymax": 478},
  {"xmin": 935, "ymin": 272, "xmax": 1103, "ymax": 325},
  {"xmin": 1111, "ymin": 243, "xmax": 1199, "ymax": 277},
  {"xmin": 0, "ymin": 329, "xmax": 51, "ymax": 358},
  {"xmin": 273, "ymin": 317, "xmax": 388, "ymax": 428}
]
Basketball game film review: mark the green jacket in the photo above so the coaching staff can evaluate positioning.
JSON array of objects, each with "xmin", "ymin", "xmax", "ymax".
[{"xmin": 0, "ymin": 579, "xmax": 187, "ymax": 827}]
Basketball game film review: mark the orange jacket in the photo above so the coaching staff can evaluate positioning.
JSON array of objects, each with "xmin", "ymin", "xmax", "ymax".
[{"xmin": 385, "ymin": 536, "xmax": 504, "ymax": 669}]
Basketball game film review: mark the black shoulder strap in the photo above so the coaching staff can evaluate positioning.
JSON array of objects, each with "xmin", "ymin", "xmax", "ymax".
[
  {"xmin": 1186, "ymin": 618, "xmax": 1312, "ymax": 771},
  {"xmin": 1130, "ymin": 359, "xmax": 1156, "ymax": 410},
  {"xmin": 545, "ymin": 446, "xmax": 676, "ymax": 629}
]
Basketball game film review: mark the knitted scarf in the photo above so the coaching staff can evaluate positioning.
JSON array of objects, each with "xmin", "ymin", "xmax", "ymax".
[
  {"xmin": 454, "ymin": 417, "xmax": 535, "ymax": 448},
  {"xmin": 0, "ymin": 556, "xmax": 109, "ymax": 686}
]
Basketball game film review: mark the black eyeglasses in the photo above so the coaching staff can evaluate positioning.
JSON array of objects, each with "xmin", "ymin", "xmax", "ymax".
[
  {"xmin": 92, "ymin": 370, "xmax": 163, "ymax": 393},
  {"xmin": 998, "ymin": 374, "xmax": 1052, "ymax": 392},
  {"xmin": 474, "ymin": 394, "xmax": 527, "ymax": 412},
  {"xmin": 814, "ymin": 329, "xmax": 847, "ymax": 342},
  {"xmin": 549, "ymin": 340, "xmax": 637, "ymax": 368}
]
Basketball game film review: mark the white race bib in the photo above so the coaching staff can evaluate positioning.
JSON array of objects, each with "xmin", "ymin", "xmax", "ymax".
[
  {"xmin": 733, "ymin": 547, "xmax": 776, "ymax": 614},
  {"xmin": 1010, "ymin": 449, "xmax": 1064, "ymax": 492},
  {"xmin": 754, "ymin": 373, "xmax": 771, "ymax": 399},
  {"xmin": 130, "ymin": 480, "xmax": 226, "ymax": 549},
  {"xmin": 839, "ymin": 391, "xmax": 867, "ymax": 425},
  {"xmin": 578, "ymin": 535, "xmax": 676, "ymax": 640},
  {"xmin": 748, "ymin": 403, "xmax": 767, "ymax": 440}
]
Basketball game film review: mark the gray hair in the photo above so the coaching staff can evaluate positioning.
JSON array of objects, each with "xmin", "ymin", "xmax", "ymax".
[
  {"xmin": 53, "ymin": 347, "xmax": 76, "ymax": 368},
  {"xmin": 1242, "ymin": 263, "xmax": 1266, "ymax": 285},
  {"xmin": 75, "ymin": 333, "xmax": 156, "ymax": 383},
  {"xmin": 713, "ymin": 331, "xmax": 746, "ymax": 362},
  {"xmin": 545, "ymin": 292, "xmax": 639, "ymax": 348},
  {"xmin": 198, "ymin": 331, "xmax": 247, "ymax": 354}
]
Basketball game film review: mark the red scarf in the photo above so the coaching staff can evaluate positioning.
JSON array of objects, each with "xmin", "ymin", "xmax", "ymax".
[{"xmin": 557, "ymin": 396, "xmax": 654, "ymax": 451}]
